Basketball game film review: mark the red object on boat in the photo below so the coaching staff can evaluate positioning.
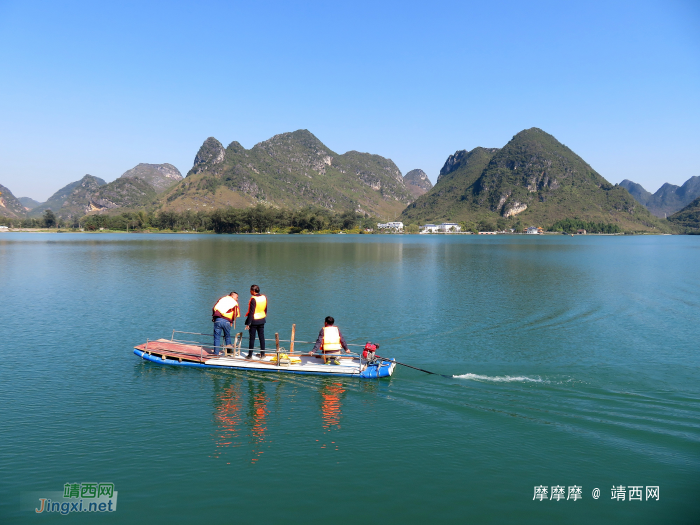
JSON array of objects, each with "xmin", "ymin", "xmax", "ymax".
[{"xmin": 362, "ymin": 342, "xmax": 378, "ymax": 359}]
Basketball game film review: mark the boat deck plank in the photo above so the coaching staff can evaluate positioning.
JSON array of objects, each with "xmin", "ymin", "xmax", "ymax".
[{"xmin": 134, "ymin": 339, "xmax": 215, "ymax": 363}]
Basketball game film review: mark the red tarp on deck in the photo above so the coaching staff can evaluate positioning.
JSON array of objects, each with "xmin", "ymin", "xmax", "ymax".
[{"xmin": 134, "ymin": 339, "xmax": 217, "ymax": 363}]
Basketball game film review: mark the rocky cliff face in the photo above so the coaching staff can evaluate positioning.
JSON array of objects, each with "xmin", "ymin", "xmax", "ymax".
[
  {"xmin": 61, "ymin": 175, "xmax": 111, "ymax": 217},
  {"xmin": 403, "ymin": 128, "xmax": 669, "ymax": 232},
  {"xmin": 29, "ymin": 171, "xmax": 161, "ymax": 219},
  {"xmin": 0, "ymin": 184, "xmax": 27, "ymax": 219},
  {"xmin": 88, "ymin": 177, "xmax": 157, "ymax": 212},
  {"xmin": 470, "ymin": 128, "xmax": 636, "ymax": 221},
  {"xmin": 120, "ymin": 163, "xmax": 183, "ymax": 193},
  {"xmin": 30, "ymin": 175, "xmax": 107, "ymax": 218},
  {"xmin": 403, "ymin": 169, "xmax": 433, "ymax": 198},
  {"xmin": 189, "ymin": 137, "xmax": 226, "ymax": 176},
  {"xmin": 166, "ymin": 130, "xmax": 413, "ymax": 217},
  {"xmin": 402, "ymin": 148, "xmax": 497, "ymax": 223},
  {"xmin": 335, "ymin": 150, "xmax": 406, "ymax": 196}
]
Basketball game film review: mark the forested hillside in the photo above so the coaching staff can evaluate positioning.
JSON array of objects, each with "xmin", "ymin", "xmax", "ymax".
[{"xmin": 402, "ymin": 128, "xmax": 671, "ymax": 233}]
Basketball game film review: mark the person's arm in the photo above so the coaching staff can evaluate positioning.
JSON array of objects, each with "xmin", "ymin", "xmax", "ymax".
[
  {"xmin": 339, "ymin": 330, "xmax": 350, "ymax": 353},
  {"xmin": 309, "ymin": 329, "xmax": 323, "ymax": 355},
  {"xmin": 233, "ymin": 304, "xmax": 240, "ymax": 319}
]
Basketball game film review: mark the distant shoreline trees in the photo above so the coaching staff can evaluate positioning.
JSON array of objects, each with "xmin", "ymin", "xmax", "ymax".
[
  {"xmin": 2, "ymin": 210, "xmax": 688, "ymax": 234},
  {"xmin": 549, "ymin": 218, "xmax": 622, "ymax": 234},
  {"xmin": 0, "ymin": 206, "xmax": 378, "ymax": 233}
]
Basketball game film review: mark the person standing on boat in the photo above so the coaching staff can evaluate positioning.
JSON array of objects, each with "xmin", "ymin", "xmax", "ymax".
[
  {"xmin": 245, "ymin": 284, "xmax": 267, "ymax": 359},
  {"xmin": 212, "ymin": 292, "xmax": 239, "ymax": 356},
  {"xmin": 309, "ymin": 316, "xmax": 350, "ymax": 364}
]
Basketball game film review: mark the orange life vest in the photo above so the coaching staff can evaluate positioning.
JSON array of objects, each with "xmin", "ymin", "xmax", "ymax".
[
  {"xmin": 322, "ymin": 326, "xmax": 342, "ymax": 352},
  {"xmin": 246, "ymin": 294, "xmax": 267, "ymax": 320},
  {"xmin": 213, "ymin": 296, "xmax": 239, "ymax": 321}
]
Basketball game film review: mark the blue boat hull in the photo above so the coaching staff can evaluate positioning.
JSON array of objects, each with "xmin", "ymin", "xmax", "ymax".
[{"xmin": 133, "ymin": 349, "xmax": 394, "ymax": 379}]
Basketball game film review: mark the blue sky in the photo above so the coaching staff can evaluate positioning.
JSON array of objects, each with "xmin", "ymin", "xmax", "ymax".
[{"xmin": 0, "ymin": 0, "xmax": 698, "ymax": 201}]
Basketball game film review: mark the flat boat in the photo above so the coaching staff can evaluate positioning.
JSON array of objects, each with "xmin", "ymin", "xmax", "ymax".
[{"xmin": 133, "ymin": 331, "xmax": 395, "ymax": 379}]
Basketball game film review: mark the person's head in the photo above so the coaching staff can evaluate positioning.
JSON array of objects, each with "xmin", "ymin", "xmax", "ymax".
[
  {"xmin": 229, "ymin": 291, "xmax": 238, "ymax": 300},
  {"xmin": 324, "ymin": 316, "xmax": 335, "ymax": 326},
  {"xmin": 250, "ymin": 284, "xmax": 260, "ymax": 295}
]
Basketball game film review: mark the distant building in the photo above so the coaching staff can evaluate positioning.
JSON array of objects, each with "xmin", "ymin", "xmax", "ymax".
[
  {"xmin": 377, "ymin": 221, "xmax": 404, "ymax": 231},
  {"xmin": 526, "ymin": 226, "xmax": 540, "ymax": 235},
  {"xmin": 420, "ymin": 224, "xmax": 440, "ymax": 233},
  {"xmin": 577, "ymin": 229, "xmax": 587, "ymax": 235},
  {"xmin": 439, "ymin": 222, "xmax": 461, "ymax": 233},
  {"xmin": 0, "ymin": 225, "xmax": 9, "ymax": 231}
]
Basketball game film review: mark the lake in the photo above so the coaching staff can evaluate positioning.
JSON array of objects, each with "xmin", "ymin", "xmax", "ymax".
[{"xmin": 0, "ymin": 233, "xmax": 698, "ymax": 523}]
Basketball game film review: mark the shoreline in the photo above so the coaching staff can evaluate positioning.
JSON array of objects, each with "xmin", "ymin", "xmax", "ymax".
[{"xmin": 0, "ymin": 229, "xmax": 675, "ymax": 236}]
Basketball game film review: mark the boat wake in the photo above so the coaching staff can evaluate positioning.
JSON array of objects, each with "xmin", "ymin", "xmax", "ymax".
[{"xmin": 453, "ymin": 373, "xmax": 544, "ymax": 383}]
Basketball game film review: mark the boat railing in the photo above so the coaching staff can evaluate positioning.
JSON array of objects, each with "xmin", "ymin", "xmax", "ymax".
[
  {"xmin": 147, "ymin": 336, "xmax": 307, "ymax": 363},
  {"xmin": 171, "ymin": 330, "xmax": 368, "ymax": 347},
  {"xmin": 162, "ymin": 328, "xmax": 368, "ymax": 364},
  {"xmin": 171, "ymin": 330, "xmax": 214, "ymax": 341},
  {"xmin": 260, "ymin": 338, "xmax": 367, "ymax": 347},
  {"xmin": 144, "ymin": 334, "xmax": 369, "ymax": 370}
]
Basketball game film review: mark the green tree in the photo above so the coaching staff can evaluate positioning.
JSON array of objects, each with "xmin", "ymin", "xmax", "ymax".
[
  {"xmin": 478, "ymin": 219, "xmax": 495, "ymax": 232},
  {"xmin": 42, "ymin": 209, "xmax": 56, "ymax": 228}
]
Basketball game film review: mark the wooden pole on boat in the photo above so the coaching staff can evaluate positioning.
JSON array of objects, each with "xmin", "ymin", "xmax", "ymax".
[
  {"xmin": 290, "ymin": 324, "xmax": 295, "ymax": 354},
  {"xmin": 275, "ymin": 332, "xmax": 280, "ymax": 364},
  {"xmin": 235, "ymin": 332, "xmax": 243, "ymax": 357}
]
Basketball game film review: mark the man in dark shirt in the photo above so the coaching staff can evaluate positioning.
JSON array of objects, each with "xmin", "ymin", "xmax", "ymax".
[{"xmin": 245, "ymin": 284, "xmax": 267, "ymax": 359}]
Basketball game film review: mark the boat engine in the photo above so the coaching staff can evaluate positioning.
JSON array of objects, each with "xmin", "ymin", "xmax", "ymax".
[{"xmin": 362, "ymin": 342, "xmax": 380, "ymax": 363}]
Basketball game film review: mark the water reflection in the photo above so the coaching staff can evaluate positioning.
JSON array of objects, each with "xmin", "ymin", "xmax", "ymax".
[
  {"xmin": 246, "ymin": 379, "xmax": 269, "ymax": 464},
  {"xmin": 211, "ymin": 377, "xmax": 243, "ymax": 460},
  {"xmin": 210, "ymin": 374, "xmax": 353, "ymax": 459},
  {"xmin": 318, "ymin": 380, "xmax": 346, "ymax": 452},
  {"xmin": 211, "ymin": 376, "xmax": 271, "ymax": 463}
]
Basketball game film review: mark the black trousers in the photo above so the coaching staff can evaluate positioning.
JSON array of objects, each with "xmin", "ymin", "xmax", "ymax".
[{"xmin": 248, "ymin": 324, "xmax": 265, "ymax": 351}]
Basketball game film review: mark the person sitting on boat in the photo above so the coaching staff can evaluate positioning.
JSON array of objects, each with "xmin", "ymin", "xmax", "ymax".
[
  {"xmin": 245, "ymin": 284, "xmax": 267, "ymax": 359},
  {"xmin": 309, "ymin": 316, "xmax": 350, "ymax": 364},
  {"xmin": 212, "ymin": 292, "xmax": 239, "ymax": 356}
]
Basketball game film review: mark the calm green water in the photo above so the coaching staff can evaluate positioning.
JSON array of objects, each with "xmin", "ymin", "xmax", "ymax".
[{"xmin": 0, "ymin": 233, "xmax": 698, "ymax": 524}]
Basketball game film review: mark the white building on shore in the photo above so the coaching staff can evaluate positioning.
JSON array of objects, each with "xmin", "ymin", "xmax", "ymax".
[
  {"xmin": 377, "ymin": 221, "xmax": 404, "ymax": 231},
  {"xmin": 439, "ymin": 223, "xmax": 461, "ymax": 233},
  {"xmin": 421, "ymin": 223, "xmax": 462, "ymax": 233}
]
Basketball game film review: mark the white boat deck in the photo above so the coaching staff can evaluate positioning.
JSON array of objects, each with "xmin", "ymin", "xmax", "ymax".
[
  {"xmin": 207, "ymin": 353, "xmax": 363, "ymax": 374},
  {"xmin": 134, "ymin": 337, "xmax": 396, "ymax": 377}
]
